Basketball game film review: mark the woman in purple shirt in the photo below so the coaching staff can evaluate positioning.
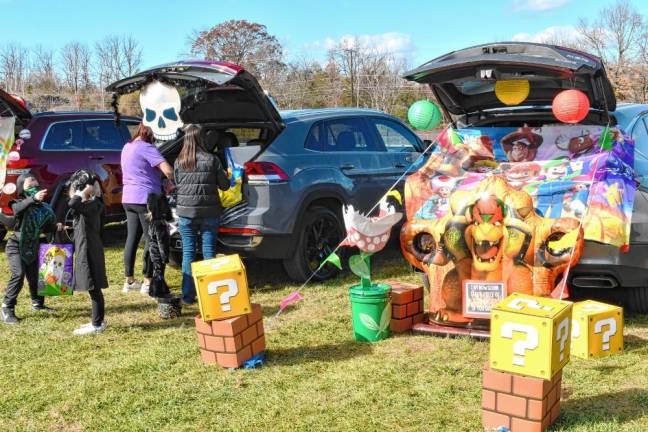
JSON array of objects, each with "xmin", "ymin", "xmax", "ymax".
[{"xmin": 120, "ymin": 124, "xmax": 174, "ymax": 293}]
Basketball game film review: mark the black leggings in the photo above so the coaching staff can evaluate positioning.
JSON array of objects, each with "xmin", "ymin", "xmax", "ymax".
[
  {"xmin": 89, "ymin": 289, "xmax": 105, "ymax": 327},
  {"xmin": 123, "ymin": 204, "xmax": 150, "ymax": 278},
  {"xmin": 3, "ymin": 237, "xmax": 43, "ymax": 308}
]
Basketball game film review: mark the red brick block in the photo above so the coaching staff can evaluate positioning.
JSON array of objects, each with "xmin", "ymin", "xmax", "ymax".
[
  {"xmin": 547, "ymin": 384, "xmax": 557, "ymax": 408},
  {"xmin": 194, "ymin": 315, "xmax": 212, "ymax": 335},
  {"xmin": 211, "ymin": 314, "xmax": 248, "ymax": 337},
  {"xmin": 204, "ymin": 335, "xmax": 225, "ymax": 352},
  {"xmin": 511, "ymin": 416, "xmax": 544, "ymax": 432},
  {"xmin": 257, "ymin": 320, "xmax": 265, "ymax": 336},
  {"xmin": 393, "ymin": 304, "xmax": 408, "ymax": 319},
  {"xmin": 217, "ymin": 345, "xmax": 252, "ymax": 368},
  {"xmin": 251, "ymin": 335, "xmax": 266, "ymax": 356},
  {"xmin": 248, "ymin": 303, "xmax": 263, "ymax": 325},
  {"xmin": 406, "ymin": 301, "xmax": 419, "ymax": 317},
  {"xmin": 550, "ymin": 401, "xmax": 561, "ymax": 423},
  {"xmin": 554, "ymin": 382, "xmax": 562, "ymax": 404},
  {"xmin": 513, "ymin": 374, "xmax": 552, "ymax": 399},
  {"xmin": 223, "ymin": 334, "xmax": 243, "ymax": 353},
  {"xmin": 241, "ymin": 324, "xmax": 258, "ymax": 347},
  {"xmin": 412, "ymin": 286, "xmax": 423, "ymax": 301},
  {"xmin": 527, "ymin": 397, "xmax": 549, "ymax": 421},
  {"xmin": 390, "ymin": 316, "xmax": 412, "ymax": 333},
  {"xmin": 482, "ymin": 410, "xmax": 510, "ymax": 430},
  {"xmin": 200, "ymin": 349, "xmax": 217, "ymax": 364},
  {"xmin": 391, "ymin": 287, "xmax": 414, "ymax": 305},
  {"xmin": 196, "ymin": 332, "xmax": 206, "ymax": 349},
  {"xmin": 482, "ymin": 390, "xmax": 496, "ymax": 410},
  {"xmin": 412, "ymin": 312, "xmax": 424, "ymax": 325},
  {"xmin": 483, "ymin": 364, "xmax": 512, "ymax": 393},
  {"xmin": 497, "ymin": 392, "xmax": 527, "ymax": 417}
]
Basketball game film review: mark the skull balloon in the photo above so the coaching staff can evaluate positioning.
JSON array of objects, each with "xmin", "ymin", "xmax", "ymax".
[{"xmin": 139, "ymin": 81, "xmax": 184, "ymax": 141}]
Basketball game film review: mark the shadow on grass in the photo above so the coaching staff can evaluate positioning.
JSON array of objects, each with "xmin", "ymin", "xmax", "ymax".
[
  {"xmin": 624, "ymin": 334, "xmax": 648, "ymax": 354},
  {"xmin": 60, "ymin": 300, "xmax": 158, "ymax": 319},
  {"xmin": 267, "ymin": 339, "xmax": 373, "ymax": 366},
  {"xmin": 558, "ymin": 388, "xmax": 648, "ymax": 428},
  {"xmin": 111, "ymin": 314, "xmax": 196, "ymax": 331}
]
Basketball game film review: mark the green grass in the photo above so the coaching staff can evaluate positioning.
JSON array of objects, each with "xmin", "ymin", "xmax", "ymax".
[{"xmin": 1, "ymin": 226, "xmax": 648, "ymax": 431}]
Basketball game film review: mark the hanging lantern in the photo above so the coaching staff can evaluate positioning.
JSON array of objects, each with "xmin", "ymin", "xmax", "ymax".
[
  {"xmin": 407, "ymin": 100, "xmax": 442, "ymax": 131},
  {"xmin": 495, "ymin": 80, "xmax": 530, "ymax": 105},
  {"xmin": 552, "ymin": 89, "xmax": 590, "ymax": 124}
]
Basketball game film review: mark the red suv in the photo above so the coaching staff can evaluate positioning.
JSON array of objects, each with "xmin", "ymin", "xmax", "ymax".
[{"xmin": 0, "ymin": 89, "xmax": 139, "ymax": 239}]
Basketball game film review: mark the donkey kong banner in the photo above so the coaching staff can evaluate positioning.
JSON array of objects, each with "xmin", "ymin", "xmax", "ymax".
[{"xmin": 401, "ymin": 125, "xmax": 636, "ymax": 327}]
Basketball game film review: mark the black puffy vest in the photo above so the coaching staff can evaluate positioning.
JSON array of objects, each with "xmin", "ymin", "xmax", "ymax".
[{"xmin": 174, "ymin": 150, "xmax": 227, "ymax": 219}]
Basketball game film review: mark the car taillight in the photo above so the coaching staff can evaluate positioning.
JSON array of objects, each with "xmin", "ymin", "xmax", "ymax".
[
  {"xmin": 244, "ymin": 161, "xmax": 288, "ymax": 183},
  {"xmin": 218, "ymin": 227, "xmax": 261, "ymax": 236}
]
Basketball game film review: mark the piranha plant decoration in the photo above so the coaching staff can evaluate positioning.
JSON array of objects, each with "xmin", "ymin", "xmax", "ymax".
[{"xmin": 339, "ymin": 191, "xmax": 403, "ymax": 342}]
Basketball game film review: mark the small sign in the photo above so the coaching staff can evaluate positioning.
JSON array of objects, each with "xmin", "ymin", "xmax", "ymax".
[{"xmin": 462, "ymin": 280, "xmax": 506, "ymax": 319}]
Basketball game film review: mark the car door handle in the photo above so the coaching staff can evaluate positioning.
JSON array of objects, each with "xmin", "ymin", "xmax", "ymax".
[
  {"xmin": 89, "ymin": 156, "xmax": 105, "ymax": 160},
  {"xmin": 395, "ymin": 163, "xmax": 407, "ymax": 168},
  {"xmin": 340, "ymin": 164, "xmax": 355, "ymax": 170}
]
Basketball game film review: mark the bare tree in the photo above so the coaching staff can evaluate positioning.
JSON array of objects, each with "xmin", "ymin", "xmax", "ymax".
[
  {"xmin": 60, "ymin": 42, "xmax": 91, "ymax": 109},
  {"xmin": 329, "ymin": 37, "xmax": 363, "ymax": 107},
  {"xmin": 121, "ymin": 36, "xmax": 142, "ymax": 77},
  {"xmin": 31, "ymin": 45, "xmax": 57, "ymax": 91},
  {"xmin": 0, "ymin": 43, "xmax": 30, "ymax": 94}
]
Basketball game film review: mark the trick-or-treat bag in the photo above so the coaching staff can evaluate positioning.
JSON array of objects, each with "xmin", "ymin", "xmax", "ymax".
[
  {"xmin": 38, "ymin": 243, "xmax": 74, "ymax": 296},
  {"xmin": 219, "ymin": 147, "xmax": 243, "ymax": 208}
]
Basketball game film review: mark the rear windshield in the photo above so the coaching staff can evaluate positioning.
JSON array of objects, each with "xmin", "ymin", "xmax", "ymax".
[{"xmin": 225, "ymin": 128, "xmax": 263, "ymax": 146}]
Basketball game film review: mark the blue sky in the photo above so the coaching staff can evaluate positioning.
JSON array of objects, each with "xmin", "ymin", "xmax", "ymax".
[{"xmin": 3, "ymin": 0, "xmax": 647, "ymax": 70}]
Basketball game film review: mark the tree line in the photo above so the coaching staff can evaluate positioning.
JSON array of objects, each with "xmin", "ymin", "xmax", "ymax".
[{"xmin": 1, "ymin": 0, "xmax": 646, "ymax": 120}]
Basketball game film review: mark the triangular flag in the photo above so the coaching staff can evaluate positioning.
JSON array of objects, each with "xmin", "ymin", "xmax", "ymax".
[
  {"xmin": 319, "ymin": 252, "xmax": 342, "ymax": 270},
  {"xmin": 598, "ymin": 125, "xmax": 613, "ymax": 151},
  {"xmin": 279, "ymin": 291, "xmax": 304, "ymax": 312}
]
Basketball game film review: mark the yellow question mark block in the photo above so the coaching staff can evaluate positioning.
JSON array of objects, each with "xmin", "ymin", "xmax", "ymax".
[
  {"xmin": 192, "ymin": 254, "xmax": 251, "ymax": 322},
  {"xmin": 490, "ymin": 293, "xmax": 573, "ymax": 380},
  {"xmin": 571, "ymin": 300, "xmax": 623, "ymax": 359}
]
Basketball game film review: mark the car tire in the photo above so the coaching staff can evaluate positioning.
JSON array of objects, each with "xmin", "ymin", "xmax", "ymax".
[
  {"xmin": 283, "ymin": 205, "xmax": 345, "ymax": 283},
  {"xmin": 169, "ymin": 250, "xmax": 182, "ymax": 268},
  {"xmin": 53, "ymin": 193, "xmax": 106, "ymax": 243},
  {"xmin": 624, "ymin": 287, "xmax": 648, "ymax": 314}
]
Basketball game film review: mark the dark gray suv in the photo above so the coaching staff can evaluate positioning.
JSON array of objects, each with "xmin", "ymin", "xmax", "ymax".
[{"xmin": 108, "ymin": 61, "xmax": 425, "ymax": 282}]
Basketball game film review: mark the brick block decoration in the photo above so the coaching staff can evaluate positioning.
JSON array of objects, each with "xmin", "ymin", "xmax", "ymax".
[
  {"xmin": 482, "ymin": 362, "xmax": 562, "ymax": 432},
  {"xmin": 194, "ymin": 303, "xmax": 265, "ymax": 368},
  {"xmin": 386, "ymin": 280, "xmax": 424, "ymax": 333}
]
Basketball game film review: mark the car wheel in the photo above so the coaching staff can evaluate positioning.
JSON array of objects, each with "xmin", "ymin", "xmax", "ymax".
[
  {"xmin": 283, "ymin": 206, "xmax": 344, "ymax": 282},
  {"xmin": 624, "ymin": 287, "xmax": 648, "ymax": 314},
  {"xmin": 53, "ymin": 195, "xmax": 75, "ymax": 243}
]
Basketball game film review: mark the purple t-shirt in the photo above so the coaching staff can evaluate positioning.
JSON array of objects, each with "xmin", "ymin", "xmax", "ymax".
[{"xmin": 121, "ymin": 139, "xmax": 166, "ymax": 204}]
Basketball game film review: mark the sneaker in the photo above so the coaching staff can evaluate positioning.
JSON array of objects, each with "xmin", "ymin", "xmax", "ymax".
[
  {"xmin": 73, "ymin": 321, "xmax": 107, "ymax": 336},
  {"xmin": 1, "ymin": 306, "xmax": 19, "ymax": 325},
  {"xmin": 32, "ymin": 304, "xmax": 56, "ymax": 313},
  {"xmin": 122, "ymin": 280, "xmax": 141, "ymax": 293},
  {"xmin": 140, "ymin": 282, "xmax": 150, "ymax": 295}
]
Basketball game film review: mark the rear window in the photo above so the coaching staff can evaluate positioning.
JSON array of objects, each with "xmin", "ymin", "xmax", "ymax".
[
  {"xmin": 83, "ymin": 120, "xmax": 125, "ymax": 151},
  {"xmin": 42, "ymin": 120, "xmax": 128, "ymax": 151},
  {"xmin": 306, "ymin": 118, "xmax": 381, "ymax": 152},
  {"xmin": 42, "ymin": 121, "xmax": 84, "ymax": 150},
  {"xmin": 369, "ymin": 118, "xmax": 420, "ymax": 152}
]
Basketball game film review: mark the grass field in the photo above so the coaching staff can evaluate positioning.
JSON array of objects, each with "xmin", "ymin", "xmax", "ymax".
[{"xmin": 1, "ymin": 225, "xmax": 648, "ymax": 431}]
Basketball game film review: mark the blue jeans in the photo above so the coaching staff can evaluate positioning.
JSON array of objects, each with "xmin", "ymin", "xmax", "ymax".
[{"xmin": 178, "ymin": 216, "xmax": 220, "ymax": 303}]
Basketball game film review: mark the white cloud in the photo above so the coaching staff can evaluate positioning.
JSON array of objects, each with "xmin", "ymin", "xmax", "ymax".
[
  {"xmin": 306, "ymin": 32, "xmax": 416, "ymax": 58},
  {"xmin": 512, "ymin": 0, "xmax": 570, "ymax": 11},
  {"xmin": 511, "ymin": 25, "xmax": 579, "ymax": 44}
]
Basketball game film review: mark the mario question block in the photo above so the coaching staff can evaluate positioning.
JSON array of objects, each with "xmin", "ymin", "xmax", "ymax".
[
  {"xmin": 192, "ymin": 254, "xmax": 251, "ymax": 322},
  {"xmin": 571, "ymin": 300, "xmax": 623, "ymax": 359},
  {"xmin": 490, "ymin": 293, "xmax": 573, "ymax": 380}
]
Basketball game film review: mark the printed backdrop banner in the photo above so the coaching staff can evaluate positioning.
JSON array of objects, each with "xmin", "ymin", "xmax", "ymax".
[{"xmin": 0, "ymin": 116, "xmax": 15, "ymax": 188}]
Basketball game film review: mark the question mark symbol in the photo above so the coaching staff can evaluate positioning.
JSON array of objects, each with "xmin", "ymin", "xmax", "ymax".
[
  {"xmin": 594, "ymin": 318, "xmax": 617, "ymax": 350},
  {"xmin": 501, "ymin": 323, "xmax": 539, "ymax": 366},
  {"xmin": 555, "ymin": 317, "xmax": 569, "ymax": 361},
  {"xmin": 207, "ymin": 279, "xmax": 239, "ymax": 312},
  {"xmin": 508, "ymin": 298, "xmax": 553, "ymax": 312}
]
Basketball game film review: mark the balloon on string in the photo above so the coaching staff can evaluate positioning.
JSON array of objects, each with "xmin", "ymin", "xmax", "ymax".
[
  {"xmin": 495, "ymin": 80, "xmax": 530, "ymax": 105},
  {"xmin": 552, "ymin": 89, "xmax": 590, "ymax": 124},
  {"xmin": 407, "ymin": 100, "xmax": 442, "ymax": 130}
]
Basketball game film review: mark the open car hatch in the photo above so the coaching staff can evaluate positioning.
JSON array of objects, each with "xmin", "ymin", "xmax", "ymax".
[
  {"xmin": 106, "ymin": 60, "xmax": 285, "ymax": 134},
  {"xmin": 404, "ymin": 42, "xmax": 617, "ymax": 118}
]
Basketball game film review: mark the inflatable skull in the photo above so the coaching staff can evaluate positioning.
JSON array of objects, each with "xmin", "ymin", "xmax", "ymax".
[{"xmin": 139, "ymin": 81, "xmax": 183, "ymax": 141}]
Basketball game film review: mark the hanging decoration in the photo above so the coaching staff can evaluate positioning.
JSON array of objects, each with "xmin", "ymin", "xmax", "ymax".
[
  {"xmin": 495, "ymin": 80, "xmax": 530, "ymax": 106},
  {"xmin": 407, "ymin": 100, "xmax": 442, "ymax": 131},
  {"xmin": 552, "ymin": 89, "xmax": 590, "ymax": 124}
]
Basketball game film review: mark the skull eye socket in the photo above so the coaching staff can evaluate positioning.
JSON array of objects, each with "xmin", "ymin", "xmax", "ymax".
[
  {"xmin": 162, "ymin": 108, "xmax": 178, "ymax": 121},
  {"xmin": 145, "ymin": 109, "xmax": 156, "ymax": 122}
]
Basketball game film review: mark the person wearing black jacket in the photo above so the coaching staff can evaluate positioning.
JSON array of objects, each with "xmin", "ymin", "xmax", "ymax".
[
  {"xmin": 1, "ymin": 172, "xmax": 61, "ymax": 324},
  {"xmin": 174, "ymin": 124, "xmax": 230, "ymax": 304}
]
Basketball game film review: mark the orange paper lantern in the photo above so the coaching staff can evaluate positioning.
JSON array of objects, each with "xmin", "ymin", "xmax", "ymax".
[{"xmin": 552, "ymin": 89, "xmax": 590, "ymax": 124}]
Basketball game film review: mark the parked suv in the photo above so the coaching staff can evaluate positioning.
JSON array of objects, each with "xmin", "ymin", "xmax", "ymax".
[
  {"xmin": 107, "ymin": 61, "xmax": 425, "ymax": 281},
  {"xmin": 402, "ymin": 41, "xmax": 648, "ymax": 312},
  {"xmin": 0, "ymin": 89, "xmax": 139, "ymax": 239}
]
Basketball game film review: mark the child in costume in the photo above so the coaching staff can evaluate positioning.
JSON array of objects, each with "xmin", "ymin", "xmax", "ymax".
[
  {"xmin": 67, "ymin": 170, "xmax": 109, "ymax": 335},
  {"xmin": 1, "ymin": 172, "xmax": 60, "ymax": 324}
]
